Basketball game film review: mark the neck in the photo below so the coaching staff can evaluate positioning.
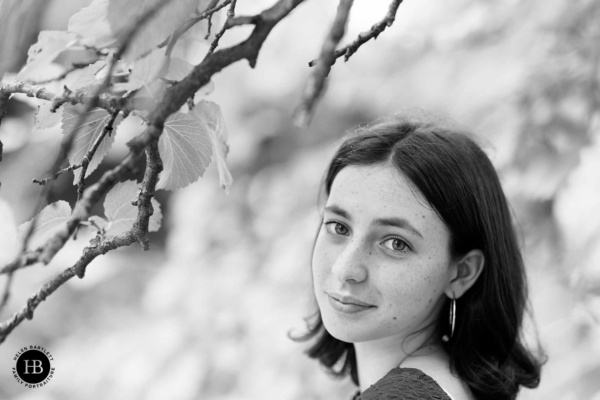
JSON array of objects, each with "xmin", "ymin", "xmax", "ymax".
[{"xmin": 354, "ymin": 329, "xmax": 442, "ymax": 392}]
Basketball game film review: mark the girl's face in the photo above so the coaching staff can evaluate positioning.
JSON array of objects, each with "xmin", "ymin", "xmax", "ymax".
[{"xmin": 312, "ymin": 163, "xmax": 454, "ymax": 343}]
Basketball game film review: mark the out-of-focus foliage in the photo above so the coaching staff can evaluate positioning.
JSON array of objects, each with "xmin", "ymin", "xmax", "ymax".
[
  {"xmin": 0, "ymin": 0, "xmax": 599, "ymax": 399},
  {"xmin": 0, "ymin": 0, "xmax": 48, "ymax": 78}
]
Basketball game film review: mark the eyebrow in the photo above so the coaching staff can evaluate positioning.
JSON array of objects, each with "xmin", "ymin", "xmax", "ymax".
[{"xmin": 324, "ymin": 204, "xmax": 424, "ymax": 239}]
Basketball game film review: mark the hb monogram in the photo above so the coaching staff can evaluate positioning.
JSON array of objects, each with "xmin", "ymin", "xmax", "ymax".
[{"xmin": 22, "ymin": 359, "xmax": 44, "ymax": 374}]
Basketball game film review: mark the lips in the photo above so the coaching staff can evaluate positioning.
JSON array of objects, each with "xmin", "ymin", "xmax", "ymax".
[{"xmin": 326, "ymin": 292, "xmax": 375, "ymax": 314}]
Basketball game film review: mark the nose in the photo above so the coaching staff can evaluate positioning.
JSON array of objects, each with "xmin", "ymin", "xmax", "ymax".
[{"xmin": 331, "ymin": 238, "xmax": 368, "ymax": 284}]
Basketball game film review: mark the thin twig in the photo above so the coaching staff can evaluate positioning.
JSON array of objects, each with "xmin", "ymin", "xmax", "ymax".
[
  {"xmin": 309, "ymin": 0, "xmax": 403, "ymax": 67},
  {"xmin": 32, "ymin": 164, "xmax": 82, "ymax": 186},
  {"xmin": 0, "ymin": 251, "xmax": 43, "ymax": 275},
  {"xmin": 295, "ymin": 0, "xmax": 354, "ymax": 127},
  {"xmin": 33, "ymin": 110, "xmax": 121, "ymax": 186},
  {"xmin": 203, "ymin": 0, "xmax": 221, "ymax": 39},
  {"xmin": 76, "ymin": 110, "xmax": 120, "ymax": 201},
  {"xmin": 165, "ymin": 0, "xmax": 232, "ymax": 57},
  {"xmin": 29, "ymin": 61, "xmax": 98, "ymax": 85},
  {"xmin": 205, "ymin": 0, "xmax": 238, "ymax": 58}
]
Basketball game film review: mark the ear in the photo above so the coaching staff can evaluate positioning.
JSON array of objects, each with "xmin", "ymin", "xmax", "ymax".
[{"xmin": 445, "ymin": 249, "xmax": 484, "ymax": 299}]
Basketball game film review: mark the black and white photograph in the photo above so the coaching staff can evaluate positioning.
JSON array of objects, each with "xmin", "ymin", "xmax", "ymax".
[{"xmin": 0, "ymin": 0, "xmax": 598, "ymax": 399}]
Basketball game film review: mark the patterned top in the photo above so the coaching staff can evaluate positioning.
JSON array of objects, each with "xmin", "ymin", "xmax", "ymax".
[{"xmin": 352, "ymin": 368, "xmax": 453, "ymax": 400}]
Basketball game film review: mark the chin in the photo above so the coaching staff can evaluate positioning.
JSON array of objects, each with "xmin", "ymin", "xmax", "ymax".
[
  {"xmin": 321, "ymin": 313, "xmax": 379, "ymax": 343},
  {"xmin": 326, "ymin": 325, "xmax": 381, "ymax": 343}
]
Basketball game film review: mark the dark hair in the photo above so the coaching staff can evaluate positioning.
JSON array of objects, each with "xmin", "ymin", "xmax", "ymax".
[{"xmin": 295, "ymin": 116, "xmax": 543, "ymax": 400}]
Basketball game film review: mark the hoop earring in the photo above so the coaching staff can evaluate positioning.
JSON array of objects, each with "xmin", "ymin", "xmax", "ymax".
[{"xmin": 441, "ymin": 295, "xmax": 456, "ymax": 343}]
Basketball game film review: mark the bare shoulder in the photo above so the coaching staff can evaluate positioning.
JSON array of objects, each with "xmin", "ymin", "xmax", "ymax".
[{"xmin": 401, "ymin": 352, "xmax": 476, "ymax": 400}]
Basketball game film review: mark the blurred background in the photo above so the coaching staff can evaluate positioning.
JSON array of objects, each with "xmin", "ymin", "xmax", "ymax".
[{"xmin": 0, "ymin": 0, "xmax": 599, "ymax": 399}]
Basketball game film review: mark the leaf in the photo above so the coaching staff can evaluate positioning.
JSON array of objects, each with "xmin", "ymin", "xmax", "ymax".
[
  {"xmin": 0, "ymin": 197, "xmax": 19, "ymax": 265},
  {"xmin": 18, "ymin": 201, "xmax": 72, "ymax": 251},
  {"xmin": 65, "ymin": 60, "xmax": 108, "ymax": 92},
  {"xmin": 62, "ymin": 105, "xmax": 124, "ymax": 184},
  {"xmin": 130, "ymin": 80, "xmax": 168, "ymax": 116},
  {"xmin": 107, "ymin": 0, "xmax": 200, "ymax": 61},
  {"xmin": 68, "ymin": 0, "xmax": 118, "ymax": 49},
  {"xmin": 157, "ymin": 112, "xmax": 213, "ymax": 191},
  {"xmin": 17, "ymin": 31, "xmax": 78, "ymax": 81},
  {"xmin": 164, "ymin": 57, "xmax": 194, "ymax": 81},
  {"xmin": 104, "ymin": 180, "xmax": 162, "ymax": 235},
  {"xmin": 112, "ymin": 49, "xmax": 168, "ymax": 92},
  {"xmin": 34, "ymin": 103, "xmax": 62, "ymax": 130},
  {"xmin": 191, "ymin": 100, "xmax": 233, "ymax": 193}
]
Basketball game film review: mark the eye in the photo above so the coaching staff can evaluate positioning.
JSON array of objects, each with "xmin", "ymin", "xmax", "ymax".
[
  {"xmin": 382, "ymin": 237, "xmax": 410, "ymax": 253},
  {"xmin": 324, "ymin": 221, "xmax": 349, "ymax": 236}
]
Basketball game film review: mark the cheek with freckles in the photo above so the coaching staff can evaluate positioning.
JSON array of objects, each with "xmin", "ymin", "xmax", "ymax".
[{"xmin": 376, "ymin": 256, "xmax": 449, "ymax": 332}]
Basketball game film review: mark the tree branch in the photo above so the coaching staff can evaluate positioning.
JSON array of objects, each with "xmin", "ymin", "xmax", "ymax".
[
  {"xmin": 0, "ymin": 0, "xmax": 309, "ymax": 344},
  {"xmin": 132, "ymin": 142, "xmax": 162, "ymax": 249},
  {"xmin": 309, "ymin": 0, "xmax": 403, "ymax": 67},
  {"xmin": 226, "ymin": 15, "xmax": 260, "ymax": 28},
  {"xmin": 16, "ymin": 0, "xmax": 308, "ymax": 273},
  {"xmin": 295, "ymin": 0, "xmax": 354, "ymax": 127},
  {"xmin": 0, "ymin": 0, "xmax": 404, "ymax": 347},
  {"xmin": 15, "ymin": 0, "xmax": 172, "ymax": 268},
  {"xmin": 47, "ymin": 0, "xmax": 172, "ymax": 187},
  {"xmin": 0, "ymin": 231, "xmax": 136, "ymax": 344},
  {"xmin": 38, "ymin": 153, "xmax": 142, "ymax": 266},
  {"xmin": 130, "ymin": 0, "xmax": 308, "ymax": 154},
  {"xmin": 0, "ymin": 81, "xmax": 125, "ymax": 114},
  {"xmin": 0, "ymin": 109, "xmax": 163, "ymax": 343}
]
